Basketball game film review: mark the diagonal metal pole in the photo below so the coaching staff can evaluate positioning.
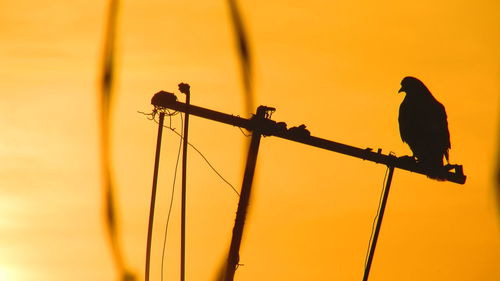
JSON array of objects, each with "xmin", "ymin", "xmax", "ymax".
[
  {"xmin": 224, "ymin": 106, "xmax": 271, "ymax": 281},
  {"xmin": 225, "ymin": 129, "xmax": 262, "ymax": 281},
  {"xmin": 362, "ymin": 165, "xmax": 395, "ymax": 281},
  {"xmin": 145, "ymin": 112, "xmax": 166, "ymax": 281}
]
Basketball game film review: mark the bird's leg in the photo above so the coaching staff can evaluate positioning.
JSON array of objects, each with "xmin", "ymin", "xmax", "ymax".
[
  {"xmin": 402, "ymin": 155, "xmax": 417, "ymax": 161},
  {"xmin": 398, "ymin": 155, "xmax": 418, "ymax": 166}
]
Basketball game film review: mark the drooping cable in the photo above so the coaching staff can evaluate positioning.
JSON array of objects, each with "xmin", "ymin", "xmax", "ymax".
[
  {"xmin": 141, "ymin": 108, "xmax": 240, "ymax": 280},
  {"xmin": 169, "ymin": 128, "xmax": 241, "ymax": 197},
  {"xmin": 160, "ymin": 113, "xmax": 184, "ymax": 281},
  {"xmin": 144, "ymin": 111, "xmax": 240, "ymax": 197}
]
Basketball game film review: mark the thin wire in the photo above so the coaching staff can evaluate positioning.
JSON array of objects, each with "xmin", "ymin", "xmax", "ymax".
[
  {"xmin": 146, "ymin": 112, "xmax": 240, "ymax": 197},
  {"xmin": 364, "ymin": 166, "xmax": 390, "ymax": 268},
  {"xmin": 235, "ymin": 115, "xmax": 251, "ymax": 137},
  {"xmin": 160, "ymin": 113, "xmax": 184, "ymax": 281},
  {"xmin": 238, "ymin": 126, "xmax": 251, "ymax": 137},
  {"xmin": 176, "ymin": 131, "xmax": 241, "ymax": 196}
]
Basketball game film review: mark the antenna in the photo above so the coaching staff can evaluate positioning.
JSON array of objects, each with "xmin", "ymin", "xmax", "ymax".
[{"xmin": 147, "ymin": 89, "xmax": 466, "ymax": 281}]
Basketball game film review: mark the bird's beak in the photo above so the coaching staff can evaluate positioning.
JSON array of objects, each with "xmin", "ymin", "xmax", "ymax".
[{"xmin": 398, "ymin": 86, "xmax": 405, "ymax": 93}]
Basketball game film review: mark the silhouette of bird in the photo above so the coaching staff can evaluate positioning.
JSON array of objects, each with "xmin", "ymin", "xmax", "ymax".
[{"xmin": 398, "ymin": 76, "xmax": 451, "ymax": 179}]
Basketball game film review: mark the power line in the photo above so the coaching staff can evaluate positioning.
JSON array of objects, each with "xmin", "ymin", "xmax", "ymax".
[
  {"xmin": 175, "ymin": 131, "xmax": 240, "ymax": 196},
  {"xmin": 149, "ymin": 111, "xmax": 239, "ymax": 281},
  {"xmin": 160, "ymin": 113, "xmax": 184, "ymax": 281},
  {"xmin": 142, "ymin": 110, "xmax": 240, "ymax": 197}
]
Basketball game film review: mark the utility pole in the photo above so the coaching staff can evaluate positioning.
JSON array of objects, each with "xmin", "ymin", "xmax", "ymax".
[
  {"xmin": 148, "ymin": 90, "xmax": 466, "ymax": 281},
  {"xmin": 224, "ymin": 106, "xmax": 276, "ymax": 281},
  {"xmin": 179, "ymin": 83, "xmax": 191, "ymax": 281},
  {"xmin": 145, "ymin": 111, "xmax": 165, "ymax": 281}
]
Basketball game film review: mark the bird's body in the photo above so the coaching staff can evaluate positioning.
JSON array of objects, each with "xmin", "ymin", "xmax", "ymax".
[{"xmin": 398, "ymin": 77, "xmax": 451, "ymax": 179}]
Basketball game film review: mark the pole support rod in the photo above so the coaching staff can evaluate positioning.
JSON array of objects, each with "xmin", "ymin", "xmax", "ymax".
[
  {"xmin": 224, "ymin": 106, "xmax": 272, "ymax": 281},
  {"xmin": 180, "ymin": 87, "xmax": 190, "ymax": 281},
  {"xmin": 145, "ymin": 111, "xmax": 165, "ymax": 281},
  {"xmin": 225, "ymin": 131, "xmax": 262, "ymax": 281},
  {"xmin": 362, "ymin": 165, "xmax": 395, "ymax": 281}
]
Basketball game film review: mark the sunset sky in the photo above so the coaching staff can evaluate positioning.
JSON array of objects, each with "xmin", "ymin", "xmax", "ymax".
[{"xmin": 0, "ymin": 1, "xmax": 499, "ymax": 281}]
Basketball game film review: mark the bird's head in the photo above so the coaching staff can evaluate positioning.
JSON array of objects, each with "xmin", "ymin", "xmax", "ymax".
[{"xmin": 398, "ymin": 76, "xmax": 425, "ymax": 95}]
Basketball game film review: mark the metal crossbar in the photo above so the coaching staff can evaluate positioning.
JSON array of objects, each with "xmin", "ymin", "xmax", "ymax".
[{"xmin": 151, "ymin": 91, "xmax": 466, "ymax": 184}]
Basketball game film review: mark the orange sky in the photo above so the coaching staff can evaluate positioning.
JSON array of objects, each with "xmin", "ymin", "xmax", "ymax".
[{"xmin": 0, "ymin": 1, "xmax": 499, "ymax": 281}]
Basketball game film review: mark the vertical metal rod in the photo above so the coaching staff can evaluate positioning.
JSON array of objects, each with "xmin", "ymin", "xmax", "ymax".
[
  {"xmin": 362, "ymin": 166, "xmax": 395, "ymax": 281},
  {"xmin": 146, "ymin": 111, "xmax": 165, "ymax": 281},
  {"xmin": 225, "ymin": 130, "xmax": 262, "ymax": 281},
  {"xmin": 181, "ymin": 93, "xmax": 190, "ymax": 281}
]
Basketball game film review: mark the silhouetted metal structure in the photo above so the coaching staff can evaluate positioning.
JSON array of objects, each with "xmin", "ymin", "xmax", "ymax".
[
  {"xmin": 149, "ymin": 90, "xmax": 466, "ymax": 281},
  {"xmin": 178, "ymin": 83, "xmax": 191, "ymax": 281},
  {"xmin": 362, "ymin": 166, "xmax": 394, "ymax": 281},
  {"xmin": 146, "ymin": 112, "xmax": 165, "ymax": 281}
]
